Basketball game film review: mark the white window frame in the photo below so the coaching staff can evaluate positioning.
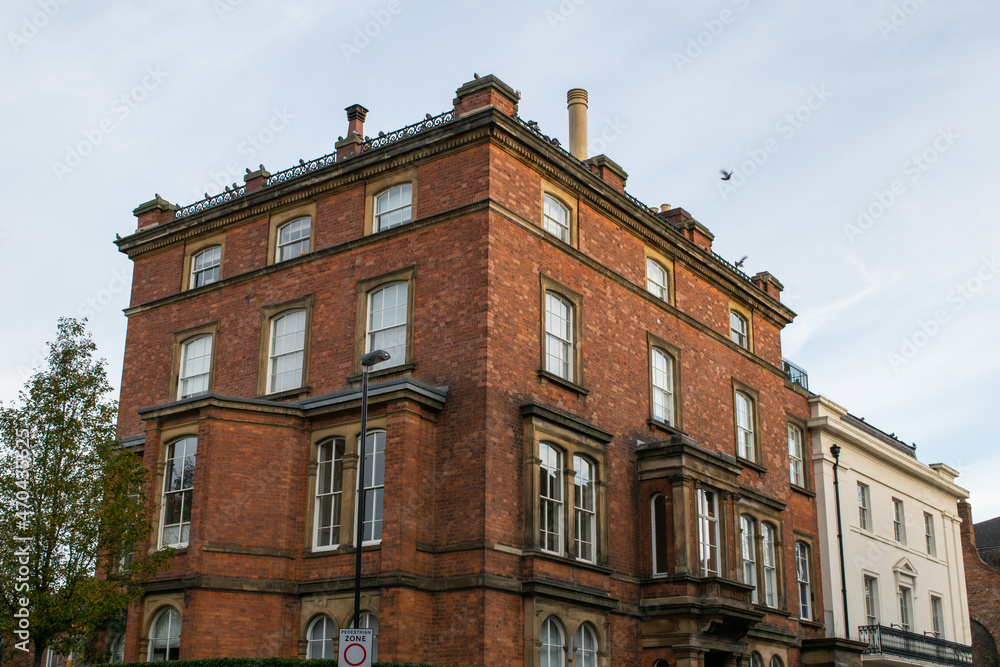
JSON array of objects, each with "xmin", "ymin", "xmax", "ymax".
[
  {"xmin": 924, "ymin": 512, "xmax": 936, "ymax": 557},
  {"xmin": 178, "ymin": 334, "xmax": 213, "ymax": 399},
  {"xmin": 109, "ymin": 633, "xmax": 126, "ymax": 664},
  {"xmin": 574, "ymin": 623, "xmax": 598, "ymax": 667},
  {"xmin": 360, "ymin": 430, "xmax": 386, "ymax": 545},
  {"xmin": 147, "ymin": 607, "xmax": 181, "ymax": 662},
  {"xmin": 543, "ymin": 194, "xmax": 570, "ymax": 243},
  {"xmin": 762, "ymin": 522, "xmax": 777, "ymax": 607},
  {"xmin": 276, "ymin": 217, "xmax": 311, "ymax": 262},
  {"xmin": 750, "ymin": 653, "xmax": 764, "ymax": 667},
  {"xmin": 351, "ymin": 612, "xmax": 379, "ymax": 663},
  {"xmin": 740, "ymin": 514, "xmax": 758, "ymax": 603},
  {"xmin": 366, "ymin": 282, "xmax": 408, "ymax": 371},
  {"xmin": 864, "ymin": 575, "xmax": 880, "ymax": 625},
  {"xmin": 931, "ymin": 595, "xmax": 944, "ymax": 639},
  {"xmin": 730, "ymin": 310, "xmax": 748, "ymax": 348},
  {"xmin": 267, "ymin": 309, "xmax": 307, "ymax": 394},
  {"xmin": 539, "ymin": 443, "xmax": 563, "ymax": 555},
  {"xmin": 796, "ymin": 541, "xmax": 812, "ymax": 620},
  {"xmin": 159, "ymin": 437, "xmax": 196, "ymax": 549},
  {"xmin": 651, "ymin": 347, "xmax": 674, "ymax": 426},
  {"xmin": 652, "ymin": 494, "xmax": 669, "ymax": 577},
  {"xmin": 898, "ymin": 584, "xmax": 913, "ymax": 631},
  {"xmin": 190, "ymin": 246, "xmax": 222, "ymax": 288},
  {"xmin": 545, "ymin": 292, "xmax": 574, "ymax": 381},
  {"xmin": 540, "ymin": 617, "xmax": 566, "ymax": 667},
  {"xmin": 314, "ymin": 438, "xmax": 345, "ymax": 551},
  {"xmin": 306, "ymin": 614, "xmax": 336, "ymax": 659},
  {"xmin": 893, "ymin": 498, "xmax": 906, "ymax": 543},
  {"xmin": 646, "ymin": 258, "xmax": 668, "ymax": 300},
  {"xmin": 735, "ymin": 391, "xmax": 755, "ymax": 462},
  {"xmin": 858, "ymin": 483, "xmax": 871, "ymax": 531},
  {"xmin": 788, "ymin": 424, "xmax": 804, "ymax": 487},
  {"xmin": 573, "ymin": 455, "xmax": 596, "ymax": 563},
  {"xmin": 375, "ymin": 183, "xmax": 413, "ymax": 232},
  {"xmin": 697, "ymin": 488, "xmax": 720, "ymax": 577}
]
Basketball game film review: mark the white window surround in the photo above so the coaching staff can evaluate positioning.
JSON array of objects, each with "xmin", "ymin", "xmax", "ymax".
[
  {"xmin": 651, "ymin": 348, "xmax": 674, "ymax": 426},
  {"xmin": 924, "ymin": 512, "xmax": 936, "ymax": 556},
  {"xmin": 360, "ymin": 431, "xmax": 386, "ymax": 545},
  {"xmin": 190, "ymin": 246, "xmax": 221, "ymax": 288},
  {"xmin": 788, "ymin": 424, "xmax": 804, "ymax": 487},
  {"xmin": 539, "ymin": 443, "xmax": 563, "ymax": 555},
  {"xmin": 646, "ymin": 258, "xmax": 668, "ymax": 300},
  {"xmin": 697, "ymin": 488, "xmax": 720, "ymax": 577},
  {"xmin": 898, "ymin": 584, "xmax": 913, "ymax": 631},
  {"xmin": 858, "ymin": 482, "xmax": 871, "ymax": 531},
  {"xmin": 574, "ymin": 455, "xmax": 596, "ymax": 563},
  {"xmin": 931, "ymin": 595, "xmax": 944, "ymax": 639},
  {"xmin": 314, "ymin": 438, "xmax": 345, "ymax": 551},
  {"xmin": 375, "ymin": 183, "xmax": 413, "ymax": 231},
  {"xmin": 306, "ymin": 614, "xmax": 336, "ymax": 660},
  {"xmin": 160, "ymin": 437, "xmax": 196, "ymax": 549},
  {"xmin": 178, "ymin": 335, "xmax": 212, "ymax": 399},
  {"xmin": 147, "ymin": 607, "xmax": 181, "ymax": 662},
  {"xmin": 276, "ymin": 217, "xmax": 311, "ymax": 262},
  {"xmin": 366, "ymin": 282, "xmax": 408, "ymax": 371},
  {"xmin": 543, "ymin": 194, "xmax": 570, "ymax": 242},
  {"xmin": 864, "ymin": 575, "xmax": 880, "ymax": 625},
  {"xmin": 893, "ymin": 498, "xmax": 906, "ymax": 543},
  {"xmin": 545, "ymin": 292, "xmax": 574, "ymax": 382},
  {"xmin": 267, "ymin": 309, "xmax": 307, "ymax": 394}
]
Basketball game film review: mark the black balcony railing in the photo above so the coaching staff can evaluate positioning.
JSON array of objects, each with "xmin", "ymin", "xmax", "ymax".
[
  {"xmin": 858, "ymin": 624, "xmax": 972, "ymax": 666},
  {"xmin": 782, "ymin": 359, "xmax": 808, "ymax": 390}
]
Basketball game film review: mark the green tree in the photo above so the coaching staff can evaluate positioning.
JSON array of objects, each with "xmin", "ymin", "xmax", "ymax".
[{"xmin": 0, "ymin": 319, "xmax": 170, "ymax": 666}]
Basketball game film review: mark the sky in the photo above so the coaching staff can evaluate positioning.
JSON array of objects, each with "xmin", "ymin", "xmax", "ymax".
[{"xmin": 1, "ymin": 1, "xmax": 997, "ymax": 517}]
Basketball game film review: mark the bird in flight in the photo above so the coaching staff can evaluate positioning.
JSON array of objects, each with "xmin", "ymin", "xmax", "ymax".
[
  {"xmin": 735, "ymin": 255, "xmax": 748, "ymax": 268},
  {"xmin": 720, "ymin": 170, "xmax": 733, "ymax": 181}
]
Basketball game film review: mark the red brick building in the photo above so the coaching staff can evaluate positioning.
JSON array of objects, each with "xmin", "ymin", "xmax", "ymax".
[
  {"xmin": 112, "ymin": 74, "xmax": 861, "ymax": 667},
  {"xmin": 958, "ymin": 502, "xmax": 1000, "ymax": 666}
]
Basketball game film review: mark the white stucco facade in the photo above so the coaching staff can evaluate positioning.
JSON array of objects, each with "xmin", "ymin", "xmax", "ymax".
[{"xmin": 808, "ymin": 395, "xmax": 971, "ymax": 649}]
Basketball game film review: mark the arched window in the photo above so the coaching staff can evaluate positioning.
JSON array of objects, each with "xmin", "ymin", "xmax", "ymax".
[
  {"xmin": 749, "ymin": 653, "xmax": 764, "ymax": 667},
  {"xmin": 769, "ymin": 656, "xmax": 784, "ymax": 667},
  {"xmin": 545, "ymin": 292, "xmax": 574, "ymax": 381},
  {"xmin": 352, "ymin": 612, "xmax": 379, "ymax": 663},
  {"xmin": 796, "ymin": 541, "xmax": 812, "ymax": 620},
  {"xmin": 178, "ymin": 334, "xmax": 212, "ymax": 399},
  {"xmin": 109, "ymin": 633, "xmax": 125, "ymax": 664},
  {"xmin": 539, "ymin": 443, "xmax": 563, "ymax": 554},
  {"xmin": 268, "ymin": 309, "xmax": 307, "ymax": 393},
  {"xmin": 652, "ymin": 494, "xmax": 668, "ymax": 576},
  {"xmin": 574, "ymin": 623, "xmax": 598, "ymax": 667},
  {"xmin": 539, "ymin": 617, "xmax": 565, "ymax": 667},
  {"xmin": 573, "ymin": 455, "xmax": 595, "ymax": 563},
  {"xmin": 650, "ymin": 348, "xmax": 674, "ymax": 425},
  {"xmin": 367, "ymin": 282, "xmax": 407, "ymax": 371},
  {"xmin": 276, "ymin": 217, "xmax": 311, "ymax": 261},
  {"xmin": 740, "ymin": 515, "xmax": 758, "ymax": 603},
  {"xmin": 190, "ymin": 246, "xmax": 222, "ymax": 288},
  {"xmin": 735, "ymin": 391, "xmax": 755, "ymax": 462},
  {"xmin": 761, "ymin": 522, "xmax": 777, "ymax": 607},
  {"xmin": 788, "ymin": 424, "xmax": 805, "ymax": 487},
  {"xmin": 543, "ymin": 194, "xmax": 570, "ymax": 242},
  {"xmin": 314, "ymin": 438, "xmax": 345, "ymax": 549},
  {"xmin": 161, "ymin": 437, "xmax": 196, "ymax": 548},
  {"xmin": 147, "ymin": 607, "xmax": 181, "ymax": 661},
  {"xmin": 646, "ymin": 259, "xmax": 668, "ymax": 300},
  {"xmin": 375, "ymin": 184, "xmax": 413, "ymax": 231},
  {"xmin": 306, "ymin": 615, "xmax": 336, "ymax": 659},
  {"xmin": 361, "ymin": 431, "xmax": 386, "ymax": 544},
  {"xmin": 730, "ymin": 310, "xmax": 749, "ymax": 348}
]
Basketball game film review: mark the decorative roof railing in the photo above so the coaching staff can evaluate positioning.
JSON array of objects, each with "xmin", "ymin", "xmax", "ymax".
[
  {"xmin": 267, "ymin": 153, "xmax": 337, "ymax": 187},
  {"xmin": 175, "ymin": 186, "xmax": 246, "ymax": 219},
  {"xmin": 360, "ymin": 110, "xmax": 454, "ymax": 152},
  {"xmin": 782, "ymin": 359, "xmax": 809, "ymax": 390},
  {"xmin": 710, "ymin": 250, "xmax": 752, "ymax": 281}
]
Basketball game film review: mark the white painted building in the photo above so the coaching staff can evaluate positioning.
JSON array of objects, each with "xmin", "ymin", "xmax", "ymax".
[{"xmin": 808, "ymin": 395, "xmax": 972, "ymax": 664}]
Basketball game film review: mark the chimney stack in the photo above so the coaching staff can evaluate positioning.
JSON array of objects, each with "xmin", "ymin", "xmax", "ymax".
[{"xmin": 567, "ymin": 89, "xmax": 588, "ymax": 160}]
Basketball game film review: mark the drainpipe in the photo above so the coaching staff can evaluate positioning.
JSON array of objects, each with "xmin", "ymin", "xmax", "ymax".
[{"xmin": 831, "ymin": 443, "xmax": 850, "ymax": 639}]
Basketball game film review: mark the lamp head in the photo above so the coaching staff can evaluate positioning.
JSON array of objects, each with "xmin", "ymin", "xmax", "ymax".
[
  {"xmin": 830, "ymin": 444, "xmax": 842, "ymax": 460},
  {"xmin": 361, "ymin": 350, "xmax": 391, "ymax": 367}
]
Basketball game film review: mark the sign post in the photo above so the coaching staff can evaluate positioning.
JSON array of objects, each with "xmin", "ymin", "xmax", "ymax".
[{"xmin": 339, "ymin": 628, "xmax": 374, "ymax": 667}]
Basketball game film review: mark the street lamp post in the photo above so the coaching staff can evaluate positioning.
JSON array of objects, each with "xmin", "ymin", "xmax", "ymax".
[
  {"xmin": 354, "ymin": 349, "xmax": 390, "ymax": 630},
  {"xmin": 831, "ymin": 443, "xmax": 851, "ymax": 639}
]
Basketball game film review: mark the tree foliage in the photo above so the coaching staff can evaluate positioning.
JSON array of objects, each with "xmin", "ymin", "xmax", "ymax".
[{"xmin": 0, "ymin": 319, "xmax": 170, "ymax": 666}]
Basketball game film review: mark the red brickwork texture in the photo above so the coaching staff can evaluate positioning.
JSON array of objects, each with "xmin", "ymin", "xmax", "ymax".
[{"xmin": 958, "ymin": 502, "xmax": 1000, "ymax": 666}]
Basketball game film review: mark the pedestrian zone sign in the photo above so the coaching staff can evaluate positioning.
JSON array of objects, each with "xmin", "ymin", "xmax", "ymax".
[{"xmin": 339, "ymin": 628, "xmax": 373, "ymax": 667}]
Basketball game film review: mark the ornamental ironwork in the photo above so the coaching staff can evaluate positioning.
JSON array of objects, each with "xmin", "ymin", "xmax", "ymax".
[
  {"xmin": 360, "ymin": 110, "xmax": 454, "ymax": 152},
  {"xmin": 267, "ymin": 153, "xmax": 337, "ymax": 186},
  {"xmin": 858, "ymin": 624, "xmax": 972, "ymax": 666},
  {"xmin": 175, "ymin": 186, "xmax": 246, "ymax": 219}
]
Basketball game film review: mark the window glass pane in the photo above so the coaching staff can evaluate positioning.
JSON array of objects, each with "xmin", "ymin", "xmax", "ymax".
[
  {"xmin": 741, "ymin": 515, "xmax": 757, "ymax": 603},
  {"xmin": 646, "ymin": 259, "xmax": 667, "ymax": 299},
  {"xmin": 762, "ymin": 523, "xmax": 776, "ymax": 607},
  {"xmin": 362, "ymin": 432, "xmax": 386, "ymax": 543},
  {"xmin": 539, "ymin": 618, "xmax": 564, "ymax": 667},
  {"xmin": 651, "ymin": 348, "xmax": 674, "ymax": 425},
  {"xmin": 730, "ymin": 311, "xmax": 748, "ymax": 347},
  {"xmin": 653, "ymin": 495, "xmax": 668, "ymax": 575},
  {"xmin": 179, "ymin": 335, "xmax": 213, "ymax": 399},
  {"xmin": 269, "ymin": 310, "xmax": 307, "ymax": 393},
  {"xmin": 307, "ymin": 615, "xmax": 336, "ymax": 659},
  {"xmin": 375, "ymin": 184, "xmax": 413, "ymax": 231},
  {"xmin": 543, "ymin": 194, "xmax": 570, "ymax": 242},
  {"xmin": 162, "ymin": 438, "xmax": 196, "ymax": 548},
  {"xmin": 788, "ymin": 424, "xmax": 803, "ymax": 486},
  {"xmin": 367, "ymin": 283, "xmax": 407, "ymax": 370},
  {"xmin": 277, "ymin": 218, "xmax": 311, "ymax": 261},
  {"xmin": 736, "ymin": 392, "xmax": 754, "ymax": 461},
  {"xmin": 574, "ymin": 455, "xmax": 595, "ymax": 562},
  {"xmin": 191, "ymin": 246, "xmax": 222, "ymax": 288},
  {"xmin": 149, "ymin": 608, "xmax": 181, "ymax": 662},
  {"xmin": 539, "ymin": 443, "xmax": 562, "ymax": 554},
  {"xmin": 545, "ymin": 293, "xmax": 573, "ymax": 381},
  {"xmin": 575, "ymin": 624, "xmax": 597, "ymax": 667}
]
